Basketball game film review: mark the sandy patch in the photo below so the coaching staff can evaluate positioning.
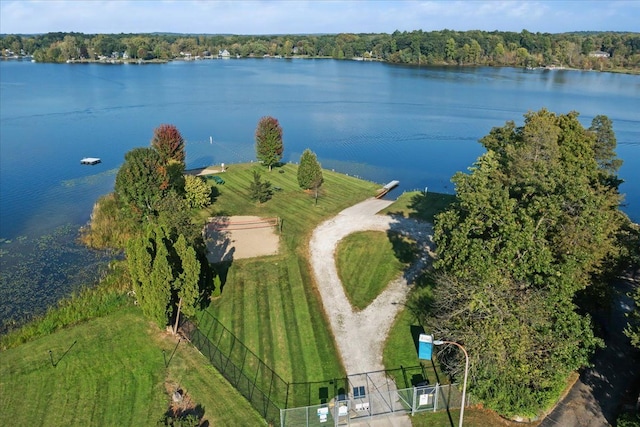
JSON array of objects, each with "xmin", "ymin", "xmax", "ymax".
[{"xmin": 204, "ymin": 216, "xmax": 280, "ymax": 262}]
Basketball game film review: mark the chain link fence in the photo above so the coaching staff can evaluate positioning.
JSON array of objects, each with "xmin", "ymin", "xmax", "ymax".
[
  {"xmin": 183, "ymin": 311, "xmax": 288, "ymax": 425},
  {"xmin": 182, "ymin": 312, "xmax": 469, "ymax": 426},
  {"xmin": 281, "ymin": 383, "xmax": 466, "ymax": 427}
]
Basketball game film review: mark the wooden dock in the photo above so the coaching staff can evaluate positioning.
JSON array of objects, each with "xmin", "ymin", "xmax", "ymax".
[{"xmin": 375, "ymin": 180, "xmax": 399, "ymax": 198}]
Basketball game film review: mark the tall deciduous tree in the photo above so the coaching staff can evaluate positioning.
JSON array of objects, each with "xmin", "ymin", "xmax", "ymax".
[
  {"xmin": 151, "ymin": 123, "xmax": 186, "ymax": 164},
  {"xmin": 429, "ymin": 109, "xmax": 625, "ymax": 417},
  {"xmin": 255, "ymin": 116, "xmax": 284, "ymax": 171},
  {"xmin": 115, "ymin": 147, "xmax": 168, "ymax": 220},
  {"xmin": 151, "ymin": 124, "xmax": 186, "ymax": 194},
  {"xmin": 297, "ymin": 149, "xmax": 323, "ymax": 203}
]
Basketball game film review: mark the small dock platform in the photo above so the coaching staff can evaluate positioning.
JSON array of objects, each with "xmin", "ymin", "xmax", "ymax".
[
  {"xmin": 81, "ymin": 157, "xmax": 101, "ymax": 165},
  {"xmin": 375, "ymin": 180, "xmax": 399, "ymax": 198}
]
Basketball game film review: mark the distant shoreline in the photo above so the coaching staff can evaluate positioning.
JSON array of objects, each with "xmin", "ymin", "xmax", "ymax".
[{"xmin": 4, "ymin": 55, "xmax": 637, "ymax": 75}]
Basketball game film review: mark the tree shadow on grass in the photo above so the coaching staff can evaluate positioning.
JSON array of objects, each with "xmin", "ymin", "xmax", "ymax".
[
  {"xmin": 385, "ymin": 192, "xmax": 456, "ymax": 223},
  {"xmin": 161, "ymin": 401, "xmax": 207, "ymax": 426},
  {"xmin": 387, "ymin": 229, "xmax": 419, "ymax": 264}
]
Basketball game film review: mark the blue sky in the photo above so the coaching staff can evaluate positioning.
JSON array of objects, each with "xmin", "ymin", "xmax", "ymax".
[{"xmin": 1, "ymin": 0, "xmax": 638, "ymax": 35}]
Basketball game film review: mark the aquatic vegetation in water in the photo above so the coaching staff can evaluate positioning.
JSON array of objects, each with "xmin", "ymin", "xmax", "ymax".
[
  {"xmin": 0, "ymin": 224, "xmax": 116, "ymax": 334},
  {"xmin": 61, "ymin": 168, "xmax": 118, "ymax": 187}
]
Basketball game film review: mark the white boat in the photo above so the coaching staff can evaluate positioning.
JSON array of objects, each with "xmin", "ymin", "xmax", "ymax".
[{"xmin": 80, "ymin": 157, "xmax": 101, "ymax": 165}]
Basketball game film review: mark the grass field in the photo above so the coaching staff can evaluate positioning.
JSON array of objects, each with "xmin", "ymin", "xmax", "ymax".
[
  {"xmin": 411, "ymin": 406, "xmax": 540, "ymax": 427},
  {"xmin": 381, "ymin": 190, "xmax": 456, "ymax": 222},
  {"xmin": 0, "ymin": 306, "xmax": 266, "ymax": 426},
  {"xmin": 200, "ymin": 163, "xmax": 380, "ymax": 405},
  {"xmin": 335, "ymin": 230, "xmax": 410, "ymax": 310},
  {"xmin": 1, "ymin": 165, "xmax": 465, "ymax": 426}
]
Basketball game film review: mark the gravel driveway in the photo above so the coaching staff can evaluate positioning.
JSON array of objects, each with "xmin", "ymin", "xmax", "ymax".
[{"xmin": 309, "ymin": 198, "xmax": 435, "ymax": 376}]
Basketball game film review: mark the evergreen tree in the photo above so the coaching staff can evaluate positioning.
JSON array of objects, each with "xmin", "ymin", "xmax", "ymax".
[
  {"xmin": 248, "ymin": 170, "xmax": 273, "ymax": 203},
  {"xmin": 127, "ymin": 226, "xmax": 202, "ymax": 330},
  {"xmin": 172, "ymin": 235, "xmax": 201, "ymax": 334},
  {"xmin": 255, "ymin": 116, "xmax": 284, "ymax": 171}
]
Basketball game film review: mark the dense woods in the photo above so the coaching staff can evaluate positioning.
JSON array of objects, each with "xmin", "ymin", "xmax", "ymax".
[
  {"xmin": 2, "ymin": 30, "xmax": 639, "ymax": 71},
  {"xmin": 426, "ymin": 109, "xmax": 632, "ymax": 417}
]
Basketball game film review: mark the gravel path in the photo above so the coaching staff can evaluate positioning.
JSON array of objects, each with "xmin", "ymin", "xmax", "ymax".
[{"xmin": 309, "ymin": 198, "xmax": 435, "ymax": 376}]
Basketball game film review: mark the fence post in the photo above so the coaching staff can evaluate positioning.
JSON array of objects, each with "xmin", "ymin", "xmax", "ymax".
[
  {"xmin": 412, "ymin": 386, "xmax": 417, "ymax": 416},
  {"xmin": 434, "ymin": 383, "xmax": 439, "ymax": 412}
]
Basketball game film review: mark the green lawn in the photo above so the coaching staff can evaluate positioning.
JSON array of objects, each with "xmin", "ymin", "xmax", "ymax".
[
  {"xmin": 411, "ymin": 407, "xmax": 539, "ymax": 427},
  {"xmin": 199, "ymin": 163, "xmax": 380, "ymax": 406},
  {"xmin": 0, "ymin": 306, "xmax": 266, "ymax": 426},
  {"xmin": 381, "ymin": 190, "xmax": 456, "ymax": 222},
  {"xmin": 335, "ymin": 230, "xmax": 410, "ymax": 310},
  {"xmin": 1, "ymin": 164, "xmax": 462, "ymax": 426}
]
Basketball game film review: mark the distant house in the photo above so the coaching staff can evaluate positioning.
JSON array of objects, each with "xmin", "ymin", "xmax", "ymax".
[
  {"xmin": 218, "ymin": 49, "xmax": 230, "ymax": 58},
  {"xmin": 589, "ymin": 50, "xmax": 610, "ymax": 58}
]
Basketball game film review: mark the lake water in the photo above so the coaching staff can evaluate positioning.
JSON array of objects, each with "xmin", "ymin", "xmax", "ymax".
[{"xmin": 1, "ymin": 59, "xmax": 639, "ymax": 328}]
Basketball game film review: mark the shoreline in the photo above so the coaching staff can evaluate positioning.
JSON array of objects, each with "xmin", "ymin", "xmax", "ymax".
[{"xmin": 4, "ymin": 55, "xmax": 637, "ymax": 75}]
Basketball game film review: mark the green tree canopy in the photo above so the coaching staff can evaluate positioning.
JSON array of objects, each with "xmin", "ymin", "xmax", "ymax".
[
  {"xmin": 115, "ymin": 147, "xmax": 168, "ymax": 220},
  {"xmin": 184, "ymin": 175, "xmax": 212, "ymax": 209},
  {"xmin": 589, "ymin": 115, "xmax": 623, "ymax": 178},
  {"xmin": 297, "ymin": 148, "xmax": 324, "ymax": 204},
  {"xmin": 297, "ymin": 149, "xmax": 323, "ymax": 190},
  {"xmin": 429, "ymin": 109, "xmax": 626, "ymax": 417},
  {"xmin": 255, "ymin": 116, "xmax": 284, "ymax": 171}
]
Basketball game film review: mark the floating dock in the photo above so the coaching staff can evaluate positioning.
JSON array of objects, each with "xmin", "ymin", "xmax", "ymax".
[
  {"xmin": 375, "ymin": 180, "xmax": 399, "ymax": 198},
  {"xmin": 80, "ymin": 157, "xmax": 101, "ymax": 165}
]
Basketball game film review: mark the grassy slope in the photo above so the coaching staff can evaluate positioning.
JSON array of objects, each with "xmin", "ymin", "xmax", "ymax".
[
  {"xmin": 0, "ymin": 306, "xmax": 266, "ymax": 426},
  {"xmin": 200, "ymin": 163, "xmax": 379, "ymax": 397}
]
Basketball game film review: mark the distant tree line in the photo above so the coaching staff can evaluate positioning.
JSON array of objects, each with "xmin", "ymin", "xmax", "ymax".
[{"xmin": 1, "ymin": 30, "xmax": 639, "ymax": 71}]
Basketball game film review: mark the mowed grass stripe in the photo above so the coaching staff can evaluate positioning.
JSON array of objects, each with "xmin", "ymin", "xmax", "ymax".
[
  {"xmin": 284, "ymin": 257, "xmax": 325, "ymax": 380},
  {"xmin": 278, "ymin": 268, "xmax": 308, "ymax": 382},
  {"xmin": 298, "ymin": 257, "xmax": 346, "ymax": 379},
  {"xmin": 337, "ymin": 231, "xmax": 407, "ymax": 310},
  {"xmin": 266, "ymin": 265, "xmax": 290, "ymax": 378},
  {"xmin": 256, "ymin": 268, "xmax": 275, "ymax": 375},
  {"xmin": 198, "ymin": 163, "xmax": 377, "ymax": 388},
  {"xmin": 0, "ymin": 308, "xmax": 167, "ymax": 427},
  {"xmin": 240, "ymin": 264, "xmax": 259, "ymax": 352}
]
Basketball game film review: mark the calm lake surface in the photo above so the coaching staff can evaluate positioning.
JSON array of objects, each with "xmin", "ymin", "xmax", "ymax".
[{"xmin": 1, "ymin": 59, "xmax": 639, "ymax": 327}]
